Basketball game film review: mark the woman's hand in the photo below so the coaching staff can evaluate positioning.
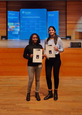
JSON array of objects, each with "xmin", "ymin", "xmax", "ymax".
[
  {"xmin": 43, "ymin": 54, "xmax": 49, "ymax": 59},
  {"xmin": 30, "ymin": 54, "xmax": 33, "ymax": 58},
  {"xmin": 43, "ymin": 54, "xmax": 47, "ymax": 57},
  {"xmin": 54, "ymin": 47, "xmax": 59, "ymax": 51}
]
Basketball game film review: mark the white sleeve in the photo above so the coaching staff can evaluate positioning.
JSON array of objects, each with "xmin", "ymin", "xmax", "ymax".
[
  {"xmin": 58, "ymin": 38, "xmax": 64, "ymax": 52},
  {"xmin": 44, "ymin": 39, "xmax": 47, "ymax": 54}
]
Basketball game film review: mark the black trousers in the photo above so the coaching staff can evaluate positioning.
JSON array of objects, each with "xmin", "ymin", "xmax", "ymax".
[{"xmin": 45, "ymin": 54, "xmax": 61, "ymax": 89}]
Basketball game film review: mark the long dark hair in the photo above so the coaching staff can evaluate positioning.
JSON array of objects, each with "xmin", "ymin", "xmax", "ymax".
[
  {"xmin": 29, "ymin": 33, "xmax": 40, "ymax": 45},
  {"xmin": 46, "ymin": 26, "xmax": 58, "ymax": 45}
]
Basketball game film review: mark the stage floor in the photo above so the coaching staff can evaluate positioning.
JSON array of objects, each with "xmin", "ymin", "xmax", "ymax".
[
  {"xmin": 0, "ymin": 76, "xmax": 82, "ymax": 115},
  {"xmin": 0, "ymin": 39, "xmax": 82, "ymax": 48}
]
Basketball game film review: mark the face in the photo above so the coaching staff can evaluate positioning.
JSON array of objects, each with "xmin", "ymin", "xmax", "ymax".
[
  {"xmin": 32, "ymin": 35, "xmax": 38, "ymax": 44},
  {"xmin": 49, "ymin": 27, "xmax": 56, "ymax": 36}
]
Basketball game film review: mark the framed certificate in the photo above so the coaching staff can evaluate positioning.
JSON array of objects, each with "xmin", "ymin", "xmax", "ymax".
[
  {"xmin": 46, "ymin": 45, "xmax": 55, "ymax": 58},
  {"xmin": 33, "ymin": 48, "xmax": 42, "ymax": 63}
]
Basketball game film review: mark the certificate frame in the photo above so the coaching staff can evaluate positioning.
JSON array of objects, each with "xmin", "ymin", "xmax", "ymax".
[
  {"xmin": 33, "ymin": 48, "xmax": 42, "ymax": 63},
  {"xmin": 46, "ymin": 45, "xmax": 55, "ymax": 58}
]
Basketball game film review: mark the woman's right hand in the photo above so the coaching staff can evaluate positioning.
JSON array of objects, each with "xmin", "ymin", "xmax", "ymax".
[
  {"xmin": 43, "ymin": 54, "xmax": 47, "ymax": 57},
  {"xmin": 30, "ymin": 54, "xmax": 33, "ymax": 58},
  {"xmin": 43, "ymin": 54, "xmax": 49, "ymax": 59}
]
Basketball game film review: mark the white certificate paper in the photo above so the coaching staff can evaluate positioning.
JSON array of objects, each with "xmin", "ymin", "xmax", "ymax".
[
  {"xmin": 33, "ymin": 49, "xmax": 42, "ymax": 63},
  {"xmin": 46, "ymin": 45, "xmax": 55, "ymax": 58}
]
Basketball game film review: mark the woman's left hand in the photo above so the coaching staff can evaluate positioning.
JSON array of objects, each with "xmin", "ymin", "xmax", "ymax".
[{"xmin": 54, "ymin": 47, "xmax": 59, "ymax": 51}]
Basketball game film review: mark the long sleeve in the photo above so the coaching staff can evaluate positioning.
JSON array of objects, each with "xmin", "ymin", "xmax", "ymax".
[
  {"xmin": 58, "ymin": 38, "xmax": 64, "ymax": 53},
  {"xmin": 44, "ymin": 39, "xmax": 47, "ymax": 54},
  {"xmin": 23, "ymin": 46, "xmax": 30, "ymax": 59}
]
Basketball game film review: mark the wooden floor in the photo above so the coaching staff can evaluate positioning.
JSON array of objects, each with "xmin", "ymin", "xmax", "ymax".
[{"xmin": 0, "ymin": 76, "xmax": 82, "ymax": 115}]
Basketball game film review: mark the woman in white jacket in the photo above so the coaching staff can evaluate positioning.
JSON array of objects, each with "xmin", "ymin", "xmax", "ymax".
[{"xmin": 44, "ymin": 26, "xmax": 64, "ymax": 101}]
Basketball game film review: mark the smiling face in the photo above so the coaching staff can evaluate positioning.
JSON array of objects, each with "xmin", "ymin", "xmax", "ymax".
[
  {"xmin": 32, "ymin": 34, "xmax": 38, "ymax": 44},
  {"xmin": 49, "ymin": 27, "xmax": 56, "ymax": 37}
]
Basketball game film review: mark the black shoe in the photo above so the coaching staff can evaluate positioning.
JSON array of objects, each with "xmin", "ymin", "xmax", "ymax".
[
  {"xmin": 44, "ymin": 91, "xmax": 53, "ymax": 100},
  {"xmin": 54, "ymin": 90, "xmax": 58, "ymax": 101},
  {"xmin": 26, "ymin": 93, "xmax": 30, "ymax": 101},
  {"xmin": 35, "ymin": 92, "xmax": 41, "ymax": 101}
]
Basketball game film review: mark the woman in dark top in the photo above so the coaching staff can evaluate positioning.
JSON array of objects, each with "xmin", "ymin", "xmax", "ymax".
[{"xmin": 23, "ymin": 33, "xmax": 43, "ymax": 101}]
